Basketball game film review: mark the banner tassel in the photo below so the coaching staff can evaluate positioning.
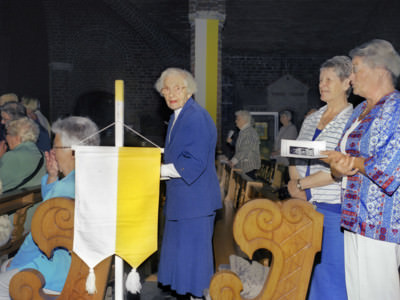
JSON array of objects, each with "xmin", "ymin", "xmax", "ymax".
[
  {"xmin": 125, "ymin": 268, "xmax": 141, "ymax": 294},
  {"xmin": 86, "ymin": 267, "xmax": 97, "ymax": 294}
]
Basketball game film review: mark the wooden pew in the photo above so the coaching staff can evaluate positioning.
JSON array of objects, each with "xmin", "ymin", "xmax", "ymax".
[
  {"xmin": 209, "ymin": 198, "xmax": 323, "ymax": 300},
  {"xmin": 255, "ymin": 159, "xmax": 275, "ymax": 184},
  {"xmin": 9, "ymin": 197, "xmax": 112, "ymax": 300},
  {"xmin": 243, "ymin": 181, "xmax": 263, "ymax": 204},
  {"xmin": 223, "ymin": 159, "xmax": 289, "ymax": 209},
  {"xmin": 224, "ymin": 165, "xmax": 242, "ymax": 205},
  {"xmin": 216, "ymin": 156, "xmax": 225, "ymax": 181},
  {"xmin": 0, "ymin": 185, "xmax": 42, "ymax": 257},
  {"xmin": 219, "ymin": 162, "xmax": 232, "ymax": 198}
]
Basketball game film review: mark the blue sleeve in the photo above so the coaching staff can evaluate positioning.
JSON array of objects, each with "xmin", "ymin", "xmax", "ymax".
[
  {"xmin": 8, "ymin": 234, "xmax": 71, "ymax": 292},
  {"xmin": 8, "ymin": 234, "xmax": 40, "ymax": 269},
  {"xmin": 41, "ymin": 174, "xmax": 57, "ymax": 200},
  {"xmin": 173, "ymin": 112, "xmax": 216, "ymax": 185}
]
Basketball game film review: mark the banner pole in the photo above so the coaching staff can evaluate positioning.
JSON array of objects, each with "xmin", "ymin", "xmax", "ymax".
[{"xmin": 115, "ymin": 80, "xmax": 124, "ymax": 300}]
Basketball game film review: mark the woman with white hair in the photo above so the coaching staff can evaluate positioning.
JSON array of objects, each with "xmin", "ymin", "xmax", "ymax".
[
  {"xmin": 323, "ymin": 39, "xmax": 400, "ymax": 299},
  {"xmin": 155, "ymin": 68, "xmax": 221, "ymax": 299},
  {"xmin": 0, "ymin": 116, "xmax": 99, "ymax": 298},
  {"xmin": 229, "ymin": 110, "xmax": 261, "ymax": 179},
  {"xmin": 0, "ymin": 117, "xmax": 46, "ymax": 192},
  {"xmin": 1, "ymin": 101, "xmax": 51, "ymax": 152}
]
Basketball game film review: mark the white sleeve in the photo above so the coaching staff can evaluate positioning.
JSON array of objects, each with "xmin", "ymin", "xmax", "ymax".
[{"xmin": 160, "ymin": 163, "xmax": 181, "ymax": 178}]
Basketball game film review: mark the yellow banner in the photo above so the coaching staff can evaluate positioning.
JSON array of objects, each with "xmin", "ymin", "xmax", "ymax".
[{"xmin": 115, "ymin": 147, "xmax": 161, "ymax": 267}]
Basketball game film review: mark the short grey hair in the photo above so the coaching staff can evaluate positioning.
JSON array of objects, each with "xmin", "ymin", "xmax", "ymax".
[
  {"xmin": 280, "ymin": 110, "xmax": 292, "ymax": 120},
  {"xmin": 6, "ymin": 117, "xmax": 39, "ymax": 143},
  {"xmin": 349, "ymin": 39, "xmax": 400, "ymax": 86},
  {"xmin": 235, "ymin": 110, "xmax": 252, "ymax": 124},
  {"xmin": 154, "ymin": 68, "xmax": 198, "ymax": 96},
  {"xmin": 321, "ymin": 55, "xmax": 352, "ymax": 95},
  {"xmin": 321, "ymin": 55, "xmax": 352, "ymax": 81},
  {"xmin": 52, "ymin": 116, "xmax": 100, "ymax": 147},
  {"xmin": 1, "ymin": 102, "xmax": 26, "ymax": 121}
]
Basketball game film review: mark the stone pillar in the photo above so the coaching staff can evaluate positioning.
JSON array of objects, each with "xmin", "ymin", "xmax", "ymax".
[{"xmin": 189, "ymin": 0, "xmax": 225, "ymax": 151}]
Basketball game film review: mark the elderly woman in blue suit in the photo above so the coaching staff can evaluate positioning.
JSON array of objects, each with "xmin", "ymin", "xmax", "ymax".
[{"xmin": 155, "ymin": 68, "xmax": 222, "ymax": 300}]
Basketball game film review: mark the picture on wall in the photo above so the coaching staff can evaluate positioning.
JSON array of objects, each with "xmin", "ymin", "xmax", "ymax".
[
  {"xmin": 254, "ymin": 122, "xmax": 268, "ymax": 140},
  {"xmin": 250, "ymin": 112, "xmax": 279, "ymax": 159}
]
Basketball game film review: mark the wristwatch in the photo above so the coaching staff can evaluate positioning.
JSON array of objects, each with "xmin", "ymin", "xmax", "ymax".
[{"xmin": 296, "ymin": 179, "xmax": 303, "ymax": 190}]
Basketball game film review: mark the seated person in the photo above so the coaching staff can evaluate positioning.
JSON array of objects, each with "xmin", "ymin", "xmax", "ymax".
[
  {"xmin": 21, "ymin": 96, "xmax": 51, "ymax": 137},
  {"xmin": 0, "ymin": 116, "xmax": 100, "ymax": 298},
  {"xmin": 0, "ymin": 117, "xmax": 46, "ymax": 192},
  {"xmin": 229, "ymin": 110, "xmax": 261, "ymax": 179},
  {"xmin": 0, "ymin": 94, "xmax": 19, "ymax": 143},
  {"xmin": 1, "ymin": 101, "xmax": 51, "ymax": 152}
]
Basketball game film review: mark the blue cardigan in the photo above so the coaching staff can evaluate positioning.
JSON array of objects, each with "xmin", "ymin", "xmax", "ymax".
[
  {"xmin": 8, "ymin": 171, "xmax": 75, "ymax": 292},
  {"xmin": 163, "ymin": 98, "xmax": 222, "ymax": 220}
]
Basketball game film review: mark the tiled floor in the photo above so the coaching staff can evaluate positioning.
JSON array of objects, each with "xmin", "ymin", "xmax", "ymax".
[{"xmin": 105, "ymin": 281, "xmax": 193, "ymax": 299}]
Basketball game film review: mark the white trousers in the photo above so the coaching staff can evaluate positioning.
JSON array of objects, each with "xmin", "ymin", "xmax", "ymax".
[{"xmin": 344, "ymin": 230, "xmax": 400, "ymax": 300}]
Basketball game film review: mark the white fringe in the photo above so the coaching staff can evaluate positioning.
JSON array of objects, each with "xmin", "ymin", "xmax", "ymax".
[
  {"xmin": 125, "ymin": 268, "xmax": 141, "ymax": 294},
  {"xmin": 86, "ymin": 267, "xmax": 97, "ymax": 294}
]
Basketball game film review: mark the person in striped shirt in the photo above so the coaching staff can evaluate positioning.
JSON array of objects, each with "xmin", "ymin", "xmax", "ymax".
[{"xmin": 288, "ymin": 55, "xmax": 353, "ymax": 300}]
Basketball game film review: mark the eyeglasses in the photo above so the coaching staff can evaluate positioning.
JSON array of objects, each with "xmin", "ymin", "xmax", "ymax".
[
  {"xmin": 161, "ymin": 86, "xmax": 186, "ymax": 96},
  {"xmin": 53, "ymin": 146, "xmax": 71, "ymax": 150}
]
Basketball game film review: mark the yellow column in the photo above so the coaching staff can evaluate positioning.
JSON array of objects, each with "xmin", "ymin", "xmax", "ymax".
[{"xmin": 192, "ymin": 11, "xmax": 225, "ymax": 124}]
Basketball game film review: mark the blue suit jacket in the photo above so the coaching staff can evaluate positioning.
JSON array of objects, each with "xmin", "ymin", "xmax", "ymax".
[{"xmin": 163, "ymin": 97, "xmax": 221, "ymax": 220}]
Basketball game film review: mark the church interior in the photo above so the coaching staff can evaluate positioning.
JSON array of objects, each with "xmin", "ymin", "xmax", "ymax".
[{"xmin": 1, "ymin": 0, "xmax": 400, "ymax": 299}]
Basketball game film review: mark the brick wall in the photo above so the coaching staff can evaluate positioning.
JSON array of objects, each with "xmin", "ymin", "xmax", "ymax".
[
  {"xmin": 0, "ymin": 0, "xmax": 374, "ymax": 148},
  {"xmin": 220, "ymin": 53, "xmax": 328, "ymax": 137},
  {"xmin": 42, "ymin": 0, "xmax": 190, "ymax": 146}
]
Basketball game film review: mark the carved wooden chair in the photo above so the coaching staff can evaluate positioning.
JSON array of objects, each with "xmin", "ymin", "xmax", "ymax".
[
  {"xmin": 9, "ymin": 197, "xmax": 112, "ymax": 300},
  {"xmin": 0, "ymin": 185, "xmax": 42, "ymax": 257},
  {"xmin": 209, "ymin": 198, "xmax": 323, "ymax": 300}
]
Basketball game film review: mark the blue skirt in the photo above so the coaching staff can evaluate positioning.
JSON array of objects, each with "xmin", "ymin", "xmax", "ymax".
[
  {"xmin": 308, "ymin": 203, "xmax": 347, "ymax": 300},
  {"xmin": 158, "ymin": 214, "xmax": 216, "ymax": 297}
]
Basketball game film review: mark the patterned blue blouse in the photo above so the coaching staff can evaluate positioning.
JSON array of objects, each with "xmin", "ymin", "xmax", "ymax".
[{"xmin": 338, "ymin": 90, "xmax": 400, "ymax": 243}]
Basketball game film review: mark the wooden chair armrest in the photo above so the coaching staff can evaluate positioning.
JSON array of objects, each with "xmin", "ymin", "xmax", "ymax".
[
  {"xmin": 209, "ymin": 270, "xmax": 243, "ymax": 299},
  {"xmin": 31, "ymin": 197, "xmax": 74, "ymax": 257},
  {"xmin": 10, "ymin": 268, "xmax": 57, "ymax": 300}
]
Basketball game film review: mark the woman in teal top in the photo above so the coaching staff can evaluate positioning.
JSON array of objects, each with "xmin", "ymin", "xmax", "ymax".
[
  {"xmin": 0, "ymin": 117, "xmax": 46, "ymax": 192},
  {"xmin": 0, "ymin": 116, "xmax": 99, "ymax": 298}
]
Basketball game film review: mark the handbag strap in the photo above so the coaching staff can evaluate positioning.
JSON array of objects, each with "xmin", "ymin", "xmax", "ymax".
[{"xmin": 3, "ymin": 152, "xmax": 44, "ymax": 193}]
